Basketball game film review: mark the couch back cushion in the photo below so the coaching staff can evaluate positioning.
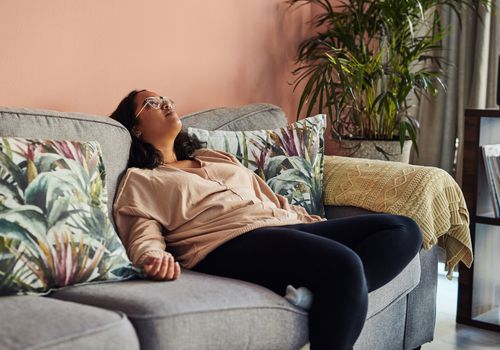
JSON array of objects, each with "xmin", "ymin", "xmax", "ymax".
[{"xmin": 181, "ymin": 103, "xmax": 288, "ymax": 131}]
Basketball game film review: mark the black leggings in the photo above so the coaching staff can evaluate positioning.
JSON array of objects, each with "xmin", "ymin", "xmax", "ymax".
[{"xmin": 191, "ymin": 214, "xmax": 423, "ymax": 350}]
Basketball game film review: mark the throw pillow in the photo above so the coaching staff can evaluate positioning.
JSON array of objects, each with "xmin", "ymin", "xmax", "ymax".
[
  {"xmin": 0, "ymin": 137, "xmax": 138, "ymax": 296},
  {"xmin": 188, "ymin": 114, "xmax": 326, "ymax": 216}
]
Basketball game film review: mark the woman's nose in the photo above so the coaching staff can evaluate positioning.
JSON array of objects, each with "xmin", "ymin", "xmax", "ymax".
[{"xmin": 162, "ymin": 103, "xmax": 174, "ymax": 111}]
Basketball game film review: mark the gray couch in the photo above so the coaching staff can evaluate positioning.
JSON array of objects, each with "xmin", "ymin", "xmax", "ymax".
[{"xmin": 0, "ymin": 104, "xmax": 437, "ymax": 350}]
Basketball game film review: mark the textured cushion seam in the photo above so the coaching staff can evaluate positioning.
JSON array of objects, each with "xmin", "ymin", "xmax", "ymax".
[
  {"xmin": 126, "ymin": 304, "xmax": 308, "ymax": 321},
  {"xmin": 182, "ymin": 105, "xmax": 281, "ymax": 129},
  {"xmin": 1, "ymin": 112, "xmax": 128, "ymax": 134},
  {"xmin": 402, "ymin": 294, "xmax": 411, "ymax": 349},
  {"xmin": 216, "ymin": 106, "xmax": 282, "ymax": 129}
]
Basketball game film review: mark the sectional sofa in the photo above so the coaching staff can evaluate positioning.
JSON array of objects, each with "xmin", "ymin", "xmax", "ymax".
[{"xmin": 0, "ymin": 104, "xmax": 437, "ymax": 350}]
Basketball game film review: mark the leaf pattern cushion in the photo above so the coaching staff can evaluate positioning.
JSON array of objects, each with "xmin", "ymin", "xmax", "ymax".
[
  {"xmin": 188, "ymin": 114, "xmax": 326, "ymax": 216},
  {"xmin": 0, "ymin": 137, "xmax": 138, "ymax": 295}
]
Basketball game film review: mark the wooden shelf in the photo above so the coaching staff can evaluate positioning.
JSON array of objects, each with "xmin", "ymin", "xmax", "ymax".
[
  {"xmin": 475, "ymin": 216, "xmax": 500, "ymax": 225},
  {"xmin": 465, "ymin": 108, "xmax": 500, "ymax": 117},
  {"xmin": 457, "ymin": 109, "xmax": 500, "ymax": 333}
]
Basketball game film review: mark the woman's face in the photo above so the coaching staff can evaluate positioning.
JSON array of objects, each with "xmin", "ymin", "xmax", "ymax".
[{"xmin": 132, "ymin": 90, "xmax": 182, "ymax": 145}]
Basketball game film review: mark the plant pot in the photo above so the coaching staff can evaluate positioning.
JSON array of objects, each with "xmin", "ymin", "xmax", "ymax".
[{"xmin": 328, "ymin": 139, "xmax": 412, "ymax": 163}]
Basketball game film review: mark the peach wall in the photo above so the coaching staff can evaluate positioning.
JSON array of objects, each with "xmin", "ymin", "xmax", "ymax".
[{"xmin": 0, "ymin": 1, "xmax": 313, "ymax": 121}]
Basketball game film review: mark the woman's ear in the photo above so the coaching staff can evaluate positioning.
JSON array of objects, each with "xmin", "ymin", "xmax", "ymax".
[{"xmin": 132, "ymin": 127, "xmax": 142, "ymax": 138}]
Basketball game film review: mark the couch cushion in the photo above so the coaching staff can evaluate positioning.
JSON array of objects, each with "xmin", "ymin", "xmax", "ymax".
[
  {"xmin": 50, "ymin": 270, "xmax": 309, "ymax": 350},
  {"xmin": 0, "ymin": 295, "xmax": 139, "ymax": 350},
  {"xmin": 0, "ymin": 107, "xmax": 131, "ymax": 222},
  {"xmin": 181, "ymin": 103, "xmax": 288, "ymax": 131}
]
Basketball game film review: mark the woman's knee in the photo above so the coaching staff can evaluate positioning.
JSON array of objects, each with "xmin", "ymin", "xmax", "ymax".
[
  {"xmin": 391, "ymin": 215, "xmax": 423, "ymax": 254},
  {"xmin": 317, "ymin": 247, "xmax": 367, "ymax": 294}
]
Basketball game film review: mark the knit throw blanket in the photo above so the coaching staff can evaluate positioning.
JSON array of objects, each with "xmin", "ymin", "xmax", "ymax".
[{"xmin": 323, "ymin": 155, "xmax": 473, "ymax": 280}]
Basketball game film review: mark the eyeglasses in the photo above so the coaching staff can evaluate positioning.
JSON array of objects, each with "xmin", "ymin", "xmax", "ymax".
[{"xmin": 135, "ymin": 96, "xmax": 175, "ymax": 119}]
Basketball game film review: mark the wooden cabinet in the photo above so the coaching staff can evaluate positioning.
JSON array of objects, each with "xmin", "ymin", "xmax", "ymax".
[{"xmin": 457, "ymin": 109, "xmax": 500, "ymax": 332}]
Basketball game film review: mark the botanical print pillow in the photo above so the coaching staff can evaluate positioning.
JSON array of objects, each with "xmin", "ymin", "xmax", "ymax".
[
  {"xmin": 188, "ymin": 114, "xmax": 326, "ymax": 216},
  {"xmin": 0, "ymin": 137, "xmax": 137, "ymax": 296}
]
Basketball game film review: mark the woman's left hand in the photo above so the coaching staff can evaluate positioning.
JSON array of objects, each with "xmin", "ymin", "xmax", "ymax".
[{"xmin": 142, "ymin": 253, "xmax": 181, "ymax": 281}]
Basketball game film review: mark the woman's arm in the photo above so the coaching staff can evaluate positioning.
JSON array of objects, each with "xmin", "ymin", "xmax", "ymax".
[
  {"xmin": 114, "ymin": 207, "xmax": 181, "ymax": 280},
  {"xmin": 113, "ymin": 168, "xmax": 180, "ymax": 280},
  {"xmin": 114, "ymin": 207, "xmax": 167, "ymax": 267}
]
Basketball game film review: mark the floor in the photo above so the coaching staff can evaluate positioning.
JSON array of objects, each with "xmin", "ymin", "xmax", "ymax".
[{"xmin": 422, "ymin": 264, "xmax": 500, "ymax": 350}]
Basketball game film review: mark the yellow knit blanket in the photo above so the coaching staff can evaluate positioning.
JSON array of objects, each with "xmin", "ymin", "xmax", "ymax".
[{"xmin": 323, "ymin": 155, "xmax": 473, "ymax": 280}]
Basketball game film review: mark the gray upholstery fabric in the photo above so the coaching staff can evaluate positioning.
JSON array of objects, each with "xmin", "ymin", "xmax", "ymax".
[
  {"xmin": 404, "ymin": 245, "xmax": 438, "ymax": 349},
  {"xmin": 0, "ymin": 107, "xmax": 131, "ymax": 222},
  {"xmin": 181, "ymin": 103, "xmax": 288, "ymax": 131},
  {"xmin": 1, "ymin": 296, "xmax": 139, "ymax": 350},
  {"xmin": 354, "ymin": 297, "xmax": 407, "ymax": 350},
  {"xmin": 367, "ymin": 253, "xmax": 420, "ymax": 319},
  {"xmin": 50, "ymin": 270, "xmax": 308, "ymax": 350}
]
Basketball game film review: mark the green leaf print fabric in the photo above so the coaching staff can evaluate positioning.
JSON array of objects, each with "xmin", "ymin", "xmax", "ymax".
[
  {"xmin": 0, "ymin": 137, "xmax": 137, "ymax": 296},
  {"xmin": 188, "ymin": 114, "xmax": 326, "ymax": 216}
]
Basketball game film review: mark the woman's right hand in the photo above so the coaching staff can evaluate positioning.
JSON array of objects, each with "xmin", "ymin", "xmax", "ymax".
[{"xmin": 143, "ymin": 253, "xmax": 181, "ymax": 281}]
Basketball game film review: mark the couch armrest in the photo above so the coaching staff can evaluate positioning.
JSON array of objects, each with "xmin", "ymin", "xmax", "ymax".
[
  {"xmin": 322, "ymin": 155, "xmax": 423, "ymax": 208},
  {"xmin": 322, "ymin": 155, "xmax": 472, "ymax": 278}
]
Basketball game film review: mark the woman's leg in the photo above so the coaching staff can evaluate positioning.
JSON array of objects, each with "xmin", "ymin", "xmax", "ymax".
[
  {"xmin": 283, "ymin": 214, "xmax": 423, "ymax": 291},
  {"xmin": 192, "ymin": 227, "xmax": 369, "ymax": 350},
  {"xmin": 191, "ymin": 214, "xmax": 423, "ymax": 349}
]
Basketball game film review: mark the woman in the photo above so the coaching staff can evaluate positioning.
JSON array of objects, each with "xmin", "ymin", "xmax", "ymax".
[{"xmin": 110, "ymin": 89, "xmax": 423, "ymax": 350}]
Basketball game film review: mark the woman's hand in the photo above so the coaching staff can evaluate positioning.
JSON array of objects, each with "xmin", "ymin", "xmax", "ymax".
[{"xmin": 143, "ymin": 253, "xmax": 181, "ymax": 281}]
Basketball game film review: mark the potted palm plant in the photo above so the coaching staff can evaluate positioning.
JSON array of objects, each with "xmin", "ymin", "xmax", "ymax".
[{"xmin": 288, "ymin": 0, "xmax": 493, "ymax": 162}]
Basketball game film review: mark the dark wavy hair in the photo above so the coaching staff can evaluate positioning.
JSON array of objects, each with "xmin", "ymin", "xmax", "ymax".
[{"xmin": 109, "ymin": 90, "xmax": 206, "ymax": 169}]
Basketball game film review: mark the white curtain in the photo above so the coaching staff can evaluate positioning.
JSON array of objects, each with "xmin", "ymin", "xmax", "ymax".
[{"xmin": 411, "ymin": 2, "xmax": 500, "ymax": 185}]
